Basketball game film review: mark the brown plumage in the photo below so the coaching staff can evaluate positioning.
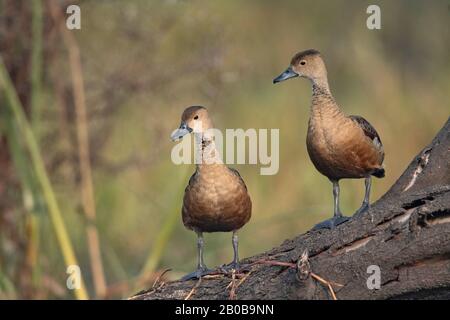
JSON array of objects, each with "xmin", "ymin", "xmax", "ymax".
[
  {"xmin": 183, "ymin": 165, "xmax": 251, "ymax": 232},
  {"xmin": 274, "ymin": 49, "xmax": 385, "ymax": 229},
  {"xmin": 171, "ymin": 106, "xmax": 252, "ymax": 279}
]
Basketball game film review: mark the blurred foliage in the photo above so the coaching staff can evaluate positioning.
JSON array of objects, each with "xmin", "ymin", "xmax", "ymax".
[{"xmin": 0, "ymin": 0, "xmax": 449, "ymax": 299}]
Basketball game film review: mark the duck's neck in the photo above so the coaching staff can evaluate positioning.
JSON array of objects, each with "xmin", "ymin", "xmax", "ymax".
[
  {"xmin": 194, "ymin": 133, "xmax": 224, "ymax": 170},
  {"xmin": 310, "ymin": 76, "xmax": 343, "ymax": 118}
]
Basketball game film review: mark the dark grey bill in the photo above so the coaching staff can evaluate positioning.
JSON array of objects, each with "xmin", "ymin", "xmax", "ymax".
[
  {"xmin": 273, "ymin": 67, "xmax": 298, "ymax": 84},
  {"xmin": 170, "ymin": 122, "xmax": 193, "ymax": 141}
]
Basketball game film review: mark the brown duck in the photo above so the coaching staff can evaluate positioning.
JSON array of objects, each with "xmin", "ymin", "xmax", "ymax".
[
  {"xmin": 171, "ymin": 106, "xmax": 252, "ymax": 279},
  {"xmin": 273, "ymin": 49, "xmax": 385, "ymax": 229}
]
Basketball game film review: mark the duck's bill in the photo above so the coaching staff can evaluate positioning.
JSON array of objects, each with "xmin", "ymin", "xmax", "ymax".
[
  {"xmin": 170, "ymin": 123, "xmax": 192, "ymax": 141},
  {"xmin": 273, "ymin": 67, "xmax": 298, "ymax": 84}
]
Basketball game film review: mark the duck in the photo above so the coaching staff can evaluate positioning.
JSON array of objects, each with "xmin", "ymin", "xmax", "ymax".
[
  {"xmin": 273, "ymin": 49, "xmax": 385, "ymax": 230},
  {"xmin": 170, "ymin": 106, "xmax": 252, "ymax": 280}
]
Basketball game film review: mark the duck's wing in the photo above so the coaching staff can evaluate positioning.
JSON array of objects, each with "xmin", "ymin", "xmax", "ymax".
[
  {"xmin": 349, "ymin": 115, "xmax": 383, "ymax": 151},
  {"xmin": 228, "ymin": 167, "xmax": 248, "ymax": 191},
  {"xmin": 185, "ymin": 170, "xmax": 199, "ymax": 192}
]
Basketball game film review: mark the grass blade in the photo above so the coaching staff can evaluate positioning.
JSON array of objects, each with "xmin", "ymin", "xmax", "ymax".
[{"xmin": 0, "ymin": 56, "xmax": 89, "ymax": 300}]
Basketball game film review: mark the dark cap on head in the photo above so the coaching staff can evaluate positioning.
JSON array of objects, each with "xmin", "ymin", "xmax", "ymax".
[
  {"xmin": 182, "ymin": 105, "xmax": 206, "ymax": 121},
  {"xmin": 291, "ymin": 49, "xmax": 321, "ymax": 65}
]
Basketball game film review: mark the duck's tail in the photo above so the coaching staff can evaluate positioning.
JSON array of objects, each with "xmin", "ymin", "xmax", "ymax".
[{"xmin": 371, "ymin": 167, "xmax": 385, "ymax": 178}]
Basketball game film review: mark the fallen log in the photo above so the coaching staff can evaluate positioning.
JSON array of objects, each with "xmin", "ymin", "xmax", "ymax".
[{"xmin": 132, "ymin": 117, "xmax": 450, "ymax": 300}]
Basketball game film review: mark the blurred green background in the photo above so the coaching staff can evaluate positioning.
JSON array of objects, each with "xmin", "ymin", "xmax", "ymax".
[{"xmin": 0, "ymin": 0, "xmax": 448, "ymax": 299}]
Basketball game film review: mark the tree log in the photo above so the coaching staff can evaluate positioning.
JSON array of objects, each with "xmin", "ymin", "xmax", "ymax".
[{"xmin": 132, "ymin": 118, "xmax": 450, "ymax": 300}]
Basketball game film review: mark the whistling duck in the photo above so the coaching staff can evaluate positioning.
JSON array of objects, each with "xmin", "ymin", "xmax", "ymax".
[
  {"xmin": 273, "ymin": 49, "xmax": 385, "ymax": 229},
  {"xmin": 171, "ymin": 106, "xmax": 252, "ymax": 279}
]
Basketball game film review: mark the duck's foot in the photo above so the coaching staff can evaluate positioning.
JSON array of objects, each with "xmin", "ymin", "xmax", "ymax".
[
  {"xmin": 218, "ymin": 262, "xmax": 240, "ymax": 275},
  {"xmin": 218, "ymin": 262, "xmax": 250, "ymax": 275},
  {"xmin": 312, "ymin": 215, "xmax": 350, "ymax": 230},
  {"xmin": 180, "ymin": 267, "xmax": 214, "ymax": 281},
  {"xmin": 353, "ymin": 203, "xmax": 369, "ymax": 218}
]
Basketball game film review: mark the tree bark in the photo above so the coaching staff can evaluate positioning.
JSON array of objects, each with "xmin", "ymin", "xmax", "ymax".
[{"xmin": 132, "ymin": 117, "xmax": 450, "ymax": 300}]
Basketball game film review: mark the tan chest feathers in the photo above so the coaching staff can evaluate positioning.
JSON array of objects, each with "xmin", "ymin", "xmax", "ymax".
[
  {"xmin": 182, "ymin": 167, "xmax": 251, "ymax": 232},
  {"xmin": 307, "ymin": 117, "xmax": 381, "ymax": 179}
]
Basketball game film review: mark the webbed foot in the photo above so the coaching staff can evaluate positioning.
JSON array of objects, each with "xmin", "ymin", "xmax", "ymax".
[
  {"xmin": 312, "ymin": 215, "xmax": 350, "ymax": 230},
  {"xmin": 353, "ymin": 203, "xmax": 370, "ymax": 218},
  {"xmin": 180, "ymin": 267, "xmax": 214, "ymax": 281}
]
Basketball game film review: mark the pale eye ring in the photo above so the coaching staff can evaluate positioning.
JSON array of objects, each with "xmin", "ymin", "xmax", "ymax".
[
  {"xmin": 300, "ymin": 60, "xmax": 306, "ymax": 65},
  {"xmin": 194, "ymin": 115, "xmax": 199, "ymax": 120}
]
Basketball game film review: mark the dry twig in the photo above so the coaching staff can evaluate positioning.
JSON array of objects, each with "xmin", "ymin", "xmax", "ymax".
[
  {"xmin": 251, "ymin": 251, "xmax": 342, "ymax": 300},
  {"xmin": 228, "ymin": 270, "xmax": 237, "ymax": 300},
  {"xmin": 48, "ymin": 1, "xmax": 107, "ymax": 299},
  {"xmin": 185, "ymin": 277, "xmax": 202, "ymax": 300},
  {"xmin": 151, "ymin": 268, "xmax": 172, "ymax": 290}
]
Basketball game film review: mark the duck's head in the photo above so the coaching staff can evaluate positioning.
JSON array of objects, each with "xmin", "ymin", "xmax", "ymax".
[
  {"xmin": 171, "ymin": 106, "xmax": 213, "ymax": 141},
  {"xmin": 273, "ymin": 49, "xmax": 326, "ymax": 84}
]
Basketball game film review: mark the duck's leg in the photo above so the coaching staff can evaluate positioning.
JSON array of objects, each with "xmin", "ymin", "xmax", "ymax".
[
  {"xmin": 218, "ymin": 231, "xmax": 248, "ymax": 274},
  {"xmin": 354, "ymin": 176, "xmax": 371, "ymax": 217},
  {"xmin": 231, "ymin": 231, "xmax": 239, "ymax": 269},
  {"xmin": 313, "ymin": 180, "xmax": 350, "ymax": 230},
  {"xmin": 180, "ymin": 232, "xmax": 213, "ymax": 281}
]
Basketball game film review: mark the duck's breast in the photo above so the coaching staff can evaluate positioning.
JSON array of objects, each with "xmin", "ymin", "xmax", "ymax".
[{"xmin": 182, "ymin": 166, "xmax": 251, "ymax": 232}]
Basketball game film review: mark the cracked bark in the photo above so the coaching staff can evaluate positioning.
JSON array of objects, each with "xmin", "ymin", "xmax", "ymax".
[{"xmin": 132, "ymin": 117, "xmax": 450, "ymax": 300}]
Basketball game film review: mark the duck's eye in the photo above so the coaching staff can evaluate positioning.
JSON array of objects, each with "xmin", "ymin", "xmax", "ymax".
[
  {"xmin": 194, "ymin": 115, "xmax": 199, "ymax": 120},
  {"xmin": 300, "ymin": 61, "xmax": 306, "ymax": 65}
]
